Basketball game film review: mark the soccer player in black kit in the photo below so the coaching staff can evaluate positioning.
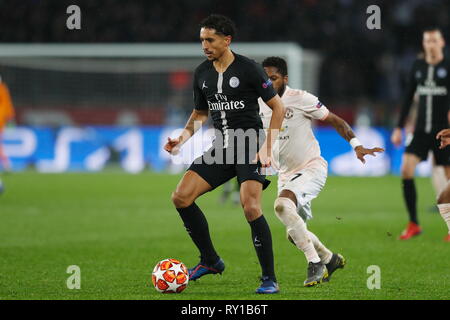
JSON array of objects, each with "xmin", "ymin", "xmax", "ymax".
[
  {"xmin": 164, "ymin": 15, "xmax": 284, "ymax": 293},
  {"xmin": 391, "ymin": 27, "xmax": 450, "ymax": 240}
]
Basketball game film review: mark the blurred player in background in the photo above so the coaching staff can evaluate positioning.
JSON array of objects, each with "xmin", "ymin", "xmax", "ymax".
[
  {"xmin": 391, "ymin": 27, "xmax": 450, "ymax": 240},
  {"xmin": 0, "ymin": 76, "xmax": 15, "ymax": 194},
  {"xmin": 435, "ymin": 128, "xmax": 450, "ymax": 242},
  {"xmin": 219, "ymin": 178, "xmax": 240, "ymax": 205},
  {"xmin": 259, "ymin": 57, "xmax": 384, "ymax": 286},
  {"xmin": 164, "ymin": 15, "xmax": 285, "ymax": 293}
]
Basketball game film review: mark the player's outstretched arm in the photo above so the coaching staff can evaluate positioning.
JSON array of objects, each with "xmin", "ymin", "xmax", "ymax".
[
  {"xmin": 257, "ymin": 95, "xmax": 285, "ymax": 167},
  {"xmin": 164, "ymin": 109, "xmax": 209, "ymax": 155},
  {"xmin": 322, "ymin": 111, "xmax": 384, "ymax": 164},
  {"xmin": 437, "ymin": 129, "xmax": 450, "ymax": 149}
]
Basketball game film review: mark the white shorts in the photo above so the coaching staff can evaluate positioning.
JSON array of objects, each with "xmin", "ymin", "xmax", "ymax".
[{"xmin": 277, "ymin": 161, "xmax": 328, "ymax": 221}]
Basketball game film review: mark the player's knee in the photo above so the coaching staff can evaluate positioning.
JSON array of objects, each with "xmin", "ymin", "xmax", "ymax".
[
  {"xmin": 274, "ymin": 197, "xmax": 298, "ymax": 225},
  {"xmin": 401, "ymin": 166, "xmax": 414, "ymax": 179},
  {"xmin": 437, "ymin": 188, "xmax": 450, "ymax": 204},
  {"xmin": 171, "ymin": 190, "xmax": 192, "ymax": 208},
  {"xmin": 242, "ymin": 202, "xmax": 261, "ymax": 220},
  {"xmin": 274, "ymin": 197, "xmax": 296, "ymax": 216}
]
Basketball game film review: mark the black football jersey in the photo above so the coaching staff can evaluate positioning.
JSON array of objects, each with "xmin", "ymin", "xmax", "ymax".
[
  {"xmin": 398, "ymin": 57, "xmax": 450, "ymax": 133},
  {"xmin": 193, "ymin": 52, "xmax": 276, "ymax": 138}
]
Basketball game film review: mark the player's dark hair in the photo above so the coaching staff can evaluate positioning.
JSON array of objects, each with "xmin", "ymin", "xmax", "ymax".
[
  {"xmin": 199, "ymin": 14, "xmax": 237, "ymax": 38},
  {"xmin": 262, "ymin": 56, "xmax": 288, "ymax": 77},
  {"xmin": 423, "ymin": 26, "xmax": 444, "ymax": 36}
]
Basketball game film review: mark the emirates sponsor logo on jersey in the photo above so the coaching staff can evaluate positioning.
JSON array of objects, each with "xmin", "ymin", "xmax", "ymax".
[
  {"xmin": 207, "ymin": 100, "xmax": 246, "ymax": 111},
  {"xmin": 416, "ymin": 84, "xmax": 448, "ymax": 96}
]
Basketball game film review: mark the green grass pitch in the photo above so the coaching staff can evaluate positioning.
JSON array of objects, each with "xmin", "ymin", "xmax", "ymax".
[{"xmin": 0, "ymin": 172, "xmax": 448, "ymax": 300}]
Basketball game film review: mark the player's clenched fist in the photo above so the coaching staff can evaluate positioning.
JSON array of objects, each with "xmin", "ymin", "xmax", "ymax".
[
  {"xmin": 436, "ymin": 129, "xmax": 450, "ymax": 149},
  {"xmin": 390, "ymin": 128, "xmax": 402, "ymax": 147},
  {"xmin": 253, "ymin": 143, "xmax": 272, "ymax": 168}
]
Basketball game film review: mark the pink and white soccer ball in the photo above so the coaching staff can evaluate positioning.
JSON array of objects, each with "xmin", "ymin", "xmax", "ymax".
[{"xmin": 152, "ymin": 258, "xmax": 189, "ymax": 293}]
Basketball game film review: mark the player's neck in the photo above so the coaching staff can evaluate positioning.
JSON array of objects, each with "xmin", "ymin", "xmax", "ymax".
[
  {"xmin": 425, "ymin": 51, "xmax": 444, "ymax": 65},
  {"xmin": 213, "ymin": 49, "xmax": 235, "ymax": 73}
]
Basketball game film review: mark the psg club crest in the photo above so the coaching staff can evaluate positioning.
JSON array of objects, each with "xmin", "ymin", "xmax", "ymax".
[
  {"xmin": 437, "ymin": 68, "xmax": 447, "ymax": 78},
  {"xmin": 229, "ymin": 76, "xmax": 240, "ymax": 88}
]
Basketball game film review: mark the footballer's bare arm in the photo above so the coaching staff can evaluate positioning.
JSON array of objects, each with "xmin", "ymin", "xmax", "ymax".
[
  {"xmin": 322, "ymin": 111, "xmax": 384, "ymax": 164},
  {"xmin": 164, "ymin": 109, "xmax": 209, "ymax": 154},
  {"xmin": 322, "ymin": 111, "xmax": 355, "ymax": 142},
  {"xmin": 257, "ymin": 95, "xmax": 285, "ymax": 167}
]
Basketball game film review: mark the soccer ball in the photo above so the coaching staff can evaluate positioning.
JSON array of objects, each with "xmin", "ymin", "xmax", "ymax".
[{"xmin": 152, "ymin": 258, "xmax": 189, "ymax": 293}]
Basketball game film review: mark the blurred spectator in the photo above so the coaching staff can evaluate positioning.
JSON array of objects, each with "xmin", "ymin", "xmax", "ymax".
[{"xmin": 0, "ymin": 76, "xmax": 15, "ymax": 171}]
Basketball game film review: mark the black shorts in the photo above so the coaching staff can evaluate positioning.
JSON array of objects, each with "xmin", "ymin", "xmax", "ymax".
[
  {"xmin": 405, "ymin": 130, "xmax": 450, "ymax": 165},
  {"xmin": 188, "ymin": 143, "xmax": 270, "ymax": 191}
]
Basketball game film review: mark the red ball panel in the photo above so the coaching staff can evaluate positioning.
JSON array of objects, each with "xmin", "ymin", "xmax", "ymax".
[
  {"xmin": 160, "ymin": 260, "xmax": 172, "ymax": 270},
  {"xmin": 156, "ymin": 279, "xmax": 169, "ymax": 291},
  {"xmin": 169, "ymin": 258, "xmax": 181, "ymax": 264},
  {"xmin": 176, "ymin": 284, "xmax": 187, "ymax": 293},
  {"xmin": 176, "ymin": 272, "xmax": 187, "ymax": 284},
  {"xmin": 163, "ymin": 270, "xmax": 176, "ymax": 283}
]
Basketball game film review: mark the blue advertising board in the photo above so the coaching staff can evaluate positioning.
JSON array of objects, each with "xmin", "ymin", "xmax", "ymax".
[{"xmin": 2, "ymin": 126, "xmax": 432, "ymax": 175}]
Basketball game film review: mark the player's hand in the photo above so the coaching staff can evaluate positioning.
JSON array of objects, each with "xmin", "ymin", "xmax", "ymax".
[
  {"xmin": 254, "ymin": 144, "xmax": 272, "ymax": 168},
  {"xmin": 436, "ymin": 129, "xmax": 450, "ymax": 149},
  {"xmin": 164, "ymin": 137, "xmax": 182, "ymax": 155},
  {"xmin": 354, "ymin": 146, "xmax": 385, "ymax": 164},
  {"xmin": 390, "ymin": 128, "xmax": 402, "ymax": 147}
]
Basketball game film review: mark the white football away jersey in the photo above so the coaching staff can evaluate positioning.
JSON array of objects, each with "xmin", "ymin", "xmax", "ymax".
[{"xmin": 258, "ymin": 86, "xmax": 329, "ymax": 176}]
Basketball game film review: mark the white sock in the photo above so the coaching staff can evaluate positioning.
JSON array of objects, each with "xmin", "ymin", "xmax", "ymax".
[
  {"xmin": 437, "ymin": 203, "xmax": 450, "ymax": 234},
  {"xmin": 274, "ymin": 197, "xmax": 320, "ymax": 263},
  {"xmin": 307, "ymin": 231, "xmax": 333, "ymax": 264}
]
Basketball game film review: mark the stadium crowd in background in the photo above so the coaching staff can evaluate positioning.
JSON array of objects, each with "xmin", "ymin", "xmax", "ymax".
[{"xmin": 0, "ymin": 0, "xmax": 449, "ymax": 127}]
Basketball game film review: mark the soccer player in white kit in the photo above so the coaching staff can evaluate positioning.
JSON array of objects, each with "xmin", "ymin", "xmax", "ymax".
[{"xmin": 258, "ymin": 57, "xmax": 385, "ymax": 286}]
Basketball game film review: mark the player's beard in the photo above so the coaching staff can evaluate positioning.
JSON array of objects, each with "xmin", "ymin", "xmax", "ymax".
[{"xmin": 278, "ymin": 84, "xmax": 286, "ymax": 97}]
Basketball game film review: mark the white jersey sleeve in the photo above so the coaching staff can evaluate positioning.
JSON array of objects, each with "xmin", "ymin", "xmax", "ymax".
[{"xmin": 295, "ymin": 91, "xmax": 329, "ymax": 121}]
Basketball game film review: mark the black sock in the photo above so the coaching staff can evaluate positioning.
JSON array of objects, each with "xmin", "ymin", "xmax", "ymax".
[
  {"xmin": 249, "ymin": 215, "xmax": 276, "ymax": 282},
  {"xmin": 177, "ymin": 203, "xmax": 219, "ymax": 265},
  {"xmin": 402, "ymin": 179, "xmax": 418, "ymax": 224}
]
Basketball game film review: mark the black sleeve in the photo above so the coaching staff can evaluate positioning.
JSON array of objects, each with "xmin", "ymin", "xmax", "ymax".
[
  {"xmin": 193, "ymin": 69, "xmax": 208, "ymax": 111},
  {"xmin": 397, "ymin": 61, "xmax": 417, "ymax": 128},
  {"xmin": 249, "ymin": 62, "xmax": 277, "ymax": 102},
  {"xmin": 447, "ymin": 62, "xmax": 450, "ymax": 111}
]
